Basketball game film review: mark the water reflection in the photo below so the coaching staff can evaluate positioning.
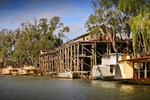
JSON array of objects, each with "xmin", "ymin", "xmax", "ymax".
[
  {"xmin": 91, "ymin": 80, "xmax": 116, "ymax": 89},
  {"xmin": 119, "ymin": 84, "xmax": 150, "ymax": 93},
  {"xmin": 57, "ymin": 78, "xmax": 73, "ymax": 81},
  {"xmin": 118, "ymin": 84, "xmax": 150, "ymax": 100},
  {"xmin": 1, "ymin": 76, "xmax": 150, "ymax": 100},
  {"xmin": 119, "ymin": 85, "xmax": 135, "ymax": 93}
]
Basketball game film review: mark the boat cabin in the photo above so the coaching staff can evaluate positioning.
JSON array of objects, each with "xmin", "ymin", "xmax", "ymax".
[
  {"xmin": 117, "ymin": 57, "xmax": 150, "ymax": 79},
  {"xmin": 92, "ymin": 53, "xmax": 127, "ymax": 79}
]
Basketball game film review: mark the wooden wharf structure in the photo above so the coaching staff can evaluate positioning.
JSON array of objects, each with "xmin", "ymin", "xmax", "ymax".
[{"xmin": 39, "ymin": 32, "xmax": 127, "ymax": 77}]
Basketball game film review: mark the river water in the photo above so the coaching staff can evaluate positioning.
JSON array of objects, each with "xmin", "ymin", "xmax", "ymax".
[{"xmin": 0, "ymin": 76, "xmax": 150, "ymax": 100}]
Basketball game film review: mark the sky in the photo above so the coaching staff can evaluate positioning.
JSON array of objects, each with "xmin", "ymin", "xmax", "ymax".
[{"xmin": 0, "ymin": 0, "xmax": 93, "ymax": 40}]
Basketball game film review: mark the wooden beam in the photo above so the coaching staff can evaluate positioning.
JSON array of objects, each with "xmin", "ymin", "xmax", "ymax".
[{"xmin": 145, "ymin": 62, "xmax": 147, "ymax": 78}]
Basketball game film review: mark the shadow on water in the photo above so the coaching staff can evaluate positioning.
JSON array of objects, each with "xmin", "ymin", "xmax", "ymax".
[{"xmin": 0, "ymin": 76, "xmax": 150, "ymax": 100}]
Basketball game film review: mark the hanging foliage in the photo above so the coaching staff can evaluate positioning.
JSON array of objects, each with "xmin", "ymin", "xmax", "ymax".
[{"xmin": 131, "ymin": 12, "xmax": 150, "ymax": 55}]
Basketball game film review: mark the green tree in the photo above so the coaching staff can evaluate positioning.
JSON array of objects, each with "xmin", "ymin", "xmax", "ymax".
[
  {"xmin": 85, "ymin": 0, "xmax": 124, "ymax": 52},
  {"xmin": 86, "ymin": 0, "xmax": 150, "ymax": 56},
  {"xmin": 0, "ymin": 29, "xmax": 15, "ymax": 66},
  {"xmin": 131, "ymin": 12, "xmax": 150, "ymax": 56},
  {"xmin": 117, "ymin": 0, "xmax": 150, "ymax": 56},
  {"xmin": 0, "ymin": 16, "xmax": 69, "ymax": 67}
]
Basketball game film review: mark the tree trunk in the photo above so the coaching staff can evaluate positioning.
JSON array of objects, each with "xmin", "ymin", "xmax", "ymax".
[{"xmin": 104, "ymin": 24, "xmax": 117, "ymax": 53}]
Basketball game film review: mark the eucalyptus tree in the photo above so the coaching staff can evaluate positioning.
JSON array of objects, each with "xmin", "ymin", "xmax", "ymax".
[
  {"xmin": 85, "ymin": 0, "xmax": 124, "ymax": 53},
  {"xmin": 0, "ymin": 29, "xmax": 15, "ymax": 66},
  {"xmin": 0, "ymin": 30, "xmax": 5, "ymax": 64},
  {"xmin": 86, "ymin": 0, "xmax": 150, "ymax": 56},
  {"xmin": 13, "ymin": 16, "xmax": 69, "ymax": 67}
]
